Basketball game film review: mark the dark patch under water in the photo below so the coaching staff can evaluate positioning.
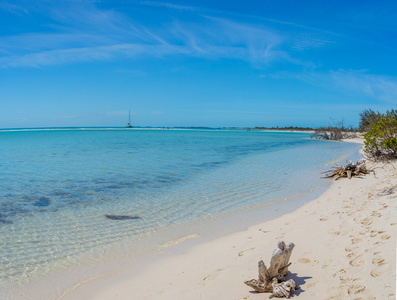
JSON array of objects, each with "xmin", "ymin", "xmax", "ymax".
[
  {"xmin": 0, "ymin": 219, "xmax": 12, "ymax": 224},
  {"xmin": 106, "ymin": 185, "xmax": 123, "ymax": 189},
  {"xmin": 0, "ymin": 213, "xmax": 13, "ymax": 224},
  {"xmin": 33, "ymin": 197, "xmax": 51, "ymax": 207},
  {"xmin": 52, "ymin": 190, "xmax": 71, "ymax": 197},
  {"xmin": 105, "ymin": 215, "xmax": 141, "ymax": 220},
  {"xmin": 197, "ymin": 160, "xmax": 228, "ymax": 168}
]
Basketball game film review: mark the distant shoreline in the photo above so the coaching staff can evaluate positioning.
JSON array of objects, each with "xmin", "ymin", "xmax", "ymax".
[{"xmin": 0, "ymin": 126, "xmax": 316, "ymax": 132}]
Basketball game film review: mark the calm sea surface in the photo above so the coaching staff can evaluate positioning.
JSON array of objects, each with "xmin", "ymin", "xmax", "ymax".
[{"xmin": 0, "ymin": 128, "xmax": 361, "ymax": 299}]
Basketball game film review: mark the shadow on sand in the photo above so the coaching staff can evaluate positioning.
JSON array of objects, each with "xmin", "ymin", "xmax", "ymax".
[{"xmin": 288, "ymin": 272, "xmax": 312, "ymax": 297}]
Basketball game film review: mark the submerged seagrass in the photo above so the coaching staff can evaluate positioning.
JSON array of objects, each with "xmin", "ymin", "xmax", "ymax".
[{"xmin": 105, "ymin": 215, "xmax": 141, "ymax": 220}]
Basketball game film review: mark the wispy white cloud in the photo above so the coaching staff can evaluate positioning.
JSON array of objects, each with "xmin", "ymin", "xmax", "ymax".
[
  {"xmin": 328, "ymin": 70, "xmax": 397, "ymax": 103},
  {"xmin": 0, "ymin": 1, "xmax": 305, "ymax": 68},
  {"xmin": 291, "ymin": 38, "xmax": 336, "ymax": 51},
  {"xmin": 0, "ymin": 9, "xmax": 293, "ymax": 68},
  {"xmin": 0, "ymin": 44, "xmax": 140, "ymax": 67},
  {"xmin": 0, "ymin": 42, "xmax": 194, "ymax": 67},
  {"xmin": 134, "ymin": 1, "xmax": 202, "ymax": 12},
  {"xmin": 3, "ymin": 0, "xmax": 376, "ymax": 73},
  {"xmin": 260, "ymin": 68, "xmax": 397, "ymax": 105},
  {"xmin": 292, "ymin": 69, "xmax": 397, "ymax": 104},
  {"xmin": 0, "ymin": 2, "xmax": 28, "ymax": 16}
]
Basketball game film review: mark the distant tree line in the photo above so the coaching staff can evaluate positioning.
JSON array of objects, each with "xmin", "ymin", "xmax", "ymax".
[{"xmin": 254, "ymin": 126, "xmax": 314, "ymax": 131}]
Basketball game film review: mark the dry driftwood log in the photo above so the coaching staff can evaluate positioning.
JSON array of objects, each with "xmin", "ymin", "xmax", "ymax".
[
  {"xmin": 323, "ymin": 160, "xmax": 371, "ymax": 180},
  {"xmin": 244, "ymin": 241, "xmax": 297, "ymax": 298},
  {"xmin": 270, "ymin": 278, "xmax": 298, "ymax": 298}
]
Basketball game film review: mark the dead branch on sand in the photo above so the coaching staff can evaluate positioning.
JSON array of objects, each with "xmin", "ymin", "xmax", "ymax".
[{"xmin": 323, "ymin": 160, "xmax": 371, "ymax": 180}]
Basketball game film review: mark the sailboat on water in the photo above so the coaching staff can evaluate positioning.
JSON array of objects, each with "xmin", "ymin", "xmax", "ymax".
[{"xmin": 125, "ymin": 110, "xmax": 133, "ymax": 128}]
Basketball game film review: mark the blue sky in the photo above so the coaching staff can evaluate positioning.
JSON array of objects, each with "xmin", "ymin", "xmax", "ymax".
[{"xmin": 1, "ymin": 0, "xmax": 396, "ymax": 128}]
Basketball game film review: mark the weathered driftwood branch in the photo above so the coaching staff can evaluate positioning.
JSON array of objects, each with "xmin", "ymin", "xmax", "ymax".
[
  {"xmin": 269, "ymin": 241, "xmax": 294, "ymax": 278},
  {"xmin": 270, "ymin": 278, "xmax": 298, "ymax": 298},
  {"xmin": 323, "ymin": 160, "xmax": 371, "ymax": 180},
  {"xmin": 244, "ymin": 241, "xmax": 297, "ymax": 298}
]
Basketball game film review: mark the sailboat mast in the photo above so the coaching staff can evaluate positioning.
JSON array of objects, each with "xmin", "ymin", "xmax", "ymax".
[{"xmin": 126, "ymin": 109, "xmax": 133, "ymax": 128}]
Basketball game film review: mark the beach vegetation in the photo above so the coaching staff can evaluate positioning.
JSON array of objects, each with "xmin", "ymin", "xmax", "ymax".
[
  {"xmin": 364, "ymin": 109, "xmax": 397, "ymax": 161},
  {"xmin": 359, "ymin": 108, "xmax": 381, "ymax": 131},
  {"xmin": 311, "ymin": 118, "xmax": 356, "ymax": 140}
]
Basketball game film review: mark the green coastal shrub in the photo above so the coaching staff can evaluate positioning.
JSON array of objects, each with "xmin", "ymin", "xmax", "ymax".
[
  {"xmin": 364, "ymin": 109, "xmax": 397, "ymax": 160},
  {"xmin": 359, "ymin": 108, "xmax": 381, "ymax": 131}
]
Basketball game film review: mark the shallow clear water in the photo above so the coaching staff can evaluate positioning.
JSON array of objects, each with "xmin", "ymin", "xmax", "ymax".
[{"xmin": 0, "ymin": 128, "xmax": 361, "ymax": 298}]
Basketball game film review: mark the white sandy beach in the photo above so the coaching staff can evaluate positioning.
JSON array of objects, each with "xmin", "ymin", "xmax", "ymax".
[{"xmin": 62, "ymin": 142, "xmax": 396, "ymax": 300}]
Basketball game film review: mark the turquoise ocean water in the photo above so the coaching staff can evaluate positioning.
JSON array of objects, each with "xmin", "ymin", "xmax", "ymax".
[{"xmin": 0, "ymin": 128, "xmax": 361, "ymax": 299}]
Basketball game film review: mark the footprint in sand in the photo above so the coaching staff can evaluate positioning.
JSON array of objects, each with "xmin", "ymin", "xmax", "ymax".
[
  {"xmin": 340, "ymin": 277, "xmax": 353, "ymax": 284},
  {"xmin": 298, "ymin": 258, "xmax": 311, "ymax": 263},
  {"xmin": 331, "ymin": 231, "xmax": 341, "ymax": 236},
  {"xmin": 372, "ymin": 258, "xmax": 385, "ymax": 265},
  {"xmin": 370, "ymin": 256, "xmax": 388, "ymax": 277},
  {"xmin": 345, "ymin": 246, "xmax": 358, "ymax": 252},
  {"xmin": 359, "ymin": 229, "xmax": 369, "ymax": 235},
  {"xmin": 203, "ymin": 268, "xmax": 224, "ymax": 281},
  {"xmin": 320, "ymin": 217, "xmax": 328, "ymax": 221},
  {"xmin": 331, "ymin": 268, "xmax": 346, "ymax": 278},
  {"xmin": 238, "ymin": 247, "xmax": 255, "ymax": 257},
  {"xmin": 346, "ymin": 252, "xmax": 356, "ymax": 259},
  {"xmin": 371, "ymin": 211, "xmax": 382, "ymax": 217},
  {"xmin": 351, "ymin": 237, "xmax": 362, "ymax": 244},
  {"xmin": 350, "ymin": 255, "xmax": 364, "ymax": 267},
  {"xmin": 348, "ymin": 285, "xmax": 366, "ymax": 295},
  {"xmin": 381, "ymin": 233, "xmax": 391, "ymax": 240},
  {"xmin": 361, "ymin": 217, "xmax": 373, "ymax": 226},
  {"xmin": 370, "ymin": 266, "xmax": 384, "ymax": 277},
  {"xmin": 370, "ymin": 230, "xmax": 379, "ymax": 237}
]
